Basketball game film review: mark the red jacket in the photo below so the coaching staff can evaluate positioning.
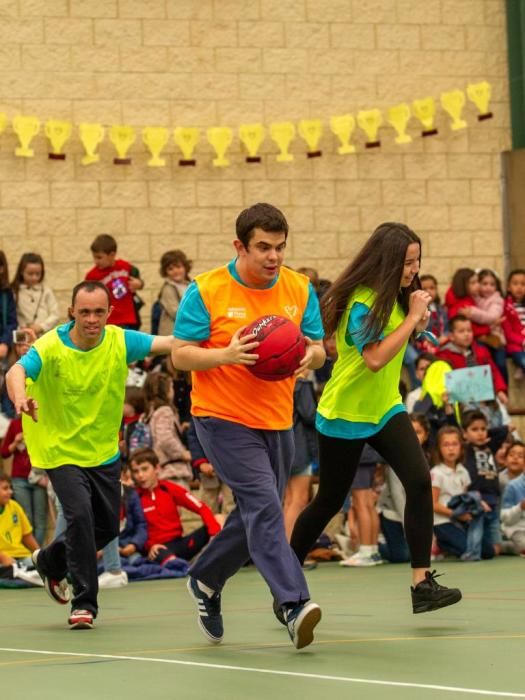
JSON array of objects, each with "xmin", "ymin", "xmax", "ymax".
[
  {"xmin": 436, "ymin": 341, "xmax": 507, "ymax": 394},
  {"xmin": 85, "ymin": 259, "xmax": 138, "ymax": 327},
  {"xmin": 1, "ymin": 418, "xmax": 31, "ymax": 479},
  {"xmin": 137, "ymin": 480, "xmax": 221, "ymax": 551},
  {"xmin": 444, "ymin": 287, "xmax": 490, "ymax": 338},
  {"xmin": 502, "ymin": 295, "xmax": 525, "ymax": 354}
]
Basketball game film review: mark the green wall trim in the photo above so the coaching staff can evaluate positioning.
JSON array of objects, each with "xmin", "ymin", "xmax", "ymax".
[{"xmin": 506, "ymin": 0, "xmax": 525, "ymax": 149}]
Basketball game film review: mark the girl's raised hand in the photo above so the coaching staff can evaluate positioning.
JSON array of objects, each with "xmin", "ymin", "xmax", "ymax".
[{"xmin": 408, "ymin": 290, "xmax": 432, "ymax": 322}]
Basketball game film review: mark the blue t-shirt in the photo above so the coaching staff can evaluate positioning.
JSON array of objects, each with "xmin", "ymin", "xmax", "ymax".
[
  {"xmin": 18, "ymin": 322, "xmax": 154, "ymax": 381},
  {"xmin": 317, "ymin": 302, "xmax": 405, "ymax": 440},
  {"xmin": 175, "ymin": 259, "xmax": 324, "ymax": 341}
]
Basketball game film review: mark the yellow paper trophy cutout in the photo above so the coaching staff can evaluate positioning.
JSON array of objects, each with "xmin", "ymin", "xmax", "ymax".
[
  {"xmin": 173, "ymin": 127, "xmax": 199, "ymax": 166},
  {"xmin": 207, "ymin": 127, "xmax": 233, "ymax": 167},
  {"xmin": 79, "ymin": 124, "xmax": 105, "ymax": 166},
  {"xmin": 142, "ymin": 127, "xmax": 169, "ymax": 167},
  {"xmin": 45, "ymin": 120, "xmax": 72, "ymax": 160},
  {"xmin": 440, "ymin": 90, "xmax": 467, "ymax": 131},
  {"xmin": 269, "ymin": 122, "xmax": 295, "ymax": 162},
  {"xmin": 467, "ymin": 81, "xmax": 493, "ymax": 121},
  {"xmin": 357, "ymin": 109, "xmax": 383, "ymax": 148},
  {"xmin": 329, "ymin": 114, "xmax": 356, "ymax": 154},
  {"xmin": 239, "ymin": 123, "xmax": 265, "ymax": 163},
  {"xmin": 412, "ymin": 97, "xmax": 438, "ymax": 137},
  {"xmin": 387, "ymin": 103, "xmax": 412, "ymax": 144},
  {"xmin": 110, "ymin": 125, "xmax": 136, "ymax": 165},
  {"xmin": 13, "ymin": 115, "xmax": 40, "ymax": 158},
  {"xmin": 298, "ymin": 119, "xmax": 323, "ymax": 158}
]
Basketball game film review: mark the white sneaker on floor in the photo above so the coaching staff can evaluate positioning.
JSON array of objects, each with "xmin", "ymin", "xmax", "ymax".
[
  {"xmin": 339, "ymin": 552, "xmax": 377, "ymax": 567},
  {"xmin": 98, "ymin": 571, "xmax": 128, "ymax": 589},
  {"xmin": 13, "ymin": 564, "xmax": 44, "ymax": 586}
]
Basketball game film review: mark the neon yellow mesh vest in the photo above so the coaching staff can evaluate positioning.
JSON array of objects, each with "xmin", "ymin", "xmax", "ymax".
[
  {"xmin": 22, "ymin": 325, "xmax": 127, "ymax": 469},
  {"xmin": 317, "ymin": 286, "xmax": 407, "ymax": 424}
]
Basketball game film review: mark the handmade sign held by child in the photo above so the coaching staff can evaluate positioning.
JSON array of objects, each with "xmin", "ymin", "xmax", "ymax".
[{"xmin": 445, "ymin": 365, "xmax": 495, "ymax": 404}]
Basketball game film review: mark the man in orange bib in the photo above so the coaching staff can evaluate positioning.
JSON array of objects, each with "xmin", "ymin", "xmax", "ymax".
[{"xmin": 172, "ymin": 203, "xmax": 326, "ymax": 650}]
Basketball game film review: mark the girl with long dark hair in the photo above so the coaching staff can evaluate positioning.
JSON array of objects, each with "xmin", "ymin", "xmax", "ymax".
[
  {"xmin": 12, "ymin": 252, "xmax": 60, "ymax": 337},
  {"xmin": 290, "ymin": 223, "xmax": 462, "ymax": 613}
]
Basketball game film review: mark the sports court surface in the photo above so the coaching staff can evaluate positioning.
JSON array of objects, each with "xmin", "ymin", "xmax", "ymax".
[{"xmin": 2, "ymin": 558, "xmax": 524, "ymax": 700}]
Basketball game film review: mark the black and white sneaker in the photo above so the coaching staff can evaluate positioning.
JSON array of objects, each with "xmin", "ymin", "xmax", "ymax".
[
  {"xmin": 284, "ymin": 601, "xmax": 321, "ymax": 650},
  {"xmin": 411, "ymin": 570, "xmax": 462, "ymax": 614},
  {"xmin": 272, "ymin": 597, "xmax": 286, "ymax": 626},
  {"xmin": 186, "ymin": 576, "xmax": 223, "ymax": 644},
  {"xmin": 31, "ymin": 549, "xmax": 71, "ymax": 605}
]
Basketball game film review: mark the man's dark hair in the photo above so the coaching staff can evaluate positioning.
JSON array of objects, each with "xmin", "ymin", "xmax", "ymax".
[
  {"xmin": 71, "ymin": 280, "xmax": 111, "ymax": 307},
  {"xmin": 90, "ymin": 234, "xmax": 117, "ymax": 254},
  {"xmin": 461, "ymin": 409, "xmax": 488, "ymax": 430},
  {"xmin": 235, "ymin": 203, "xmax": 288, "ymax": 248},
  {"xmin": 0, "ymin": 471, "xmax": 12, "ymax": 486},
  {"xmin": 449, "ymin": 314, "xmax": 470, "ymax": 331},
  {"xmin": 129, "ymin": 447, "xmax": 159, "ymax": 467}
]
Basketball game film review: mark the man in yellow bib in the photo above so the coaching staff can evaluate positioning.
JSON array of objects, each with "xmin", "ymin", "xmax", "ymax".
[
  {"xmin": 172, "ymin": 203, "xmax": 326, "ymax": 650},
  {"xmin": 6, "ymin": 280, "xmax": 174, "ymax": 629}
]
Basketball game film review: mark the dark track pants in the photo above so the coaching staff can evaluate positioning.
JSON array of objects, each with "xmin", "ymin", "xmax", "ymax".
[
  {"xmin": 291, "ymin": 412, "xmax": 433, "ymax": 569},
  {"xmin": 39, "ymin": 459, "xmax": 121, "ymax": 616},
  {"xmin": 190, "ymin": 417, "xmax": 309, "ymax": 607}
]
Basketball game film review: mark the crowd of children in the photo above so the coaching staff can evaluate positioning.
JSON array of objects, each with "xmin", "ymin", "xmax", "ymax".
[{"xmin": 1, "ymin": 237, "xmax": 525, "ymax": 585}]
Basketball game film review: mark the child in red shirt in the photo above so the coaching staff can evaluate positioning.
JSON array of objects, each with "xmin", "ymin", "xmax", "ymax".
[
  {"xmin": 445, "ymin": 268, "xmax": 490, "ymax": 340},
  {"xmin": 85, "ymin": 234, "xmax": 144, "ymax": 329},
  {"xmin": 436, "ymin": 315, "xmax": 507, "ymax": 402},
  {"xmin": 130, "ymin": 448, "xmax": 221, "ymax": 564}
]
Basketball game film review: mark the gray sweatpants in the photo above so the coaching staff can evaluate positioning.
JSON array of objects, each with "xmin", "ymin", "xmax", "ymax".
[{"xmin": 190, "ymin": 417, "xmax": 310, "ymax": 607}]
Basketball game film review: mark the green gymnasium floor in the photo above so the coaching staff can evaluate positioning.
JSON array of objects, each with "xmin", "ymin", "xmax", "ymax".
[{"xmin": 2, "ymin": 558, "xmax": 525, "ymax": 700}]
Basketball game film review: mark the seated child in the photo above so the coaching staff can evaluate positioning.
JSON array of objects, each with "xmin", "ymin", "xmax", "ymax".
[
  {"xmin": 405, "ymin": 353, "xmax": 434, "ymax": 412},
  {"xmin": 436, "ymin": 315, "xmax": 507, "ymax": 404},
  {"xmin": 498, "ymin": 441, "xmax": 525, "ymax": 491},
  {"xmin": 502, "ymin": 268, "xmax": 525, "ymax": 378},
  {"xmin": 466, "ymin": 269, "xmax": 507, "ymax": 382},
  {"xmin": 462, "ymin": 410, "xmax": 509, "ymax": 558},
  {"xmin": 444, "ymin": 268, "xmax": 490, "ymax": 339},
  {"xmin": 0, "ymin": 472, "xmax": 41, "ymax": 583},
  {"xmin": 419, "ymin": 274, "xmax": 449, "ymax": 352},
  {"xmin": 130, "ymin": 448, "xmax": 221, "ymax": 563},
  {"xmin": 501, "ymin": 463, "xmax": 525, "ymax": 556},
  {"xmin": 431, "ymin": 426, "xmax": 485, "ymax": 561}
]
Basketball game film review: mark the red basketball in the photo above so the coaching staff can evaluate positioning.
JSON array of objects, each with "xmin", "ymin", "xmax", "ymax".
[{"xmin": 240, "ymin": 315, "xmax": 306, "ymax": 381}]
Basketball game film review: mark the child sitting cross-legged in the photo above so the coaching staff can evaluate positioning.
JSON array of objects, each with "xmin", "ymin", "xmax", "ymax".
[
  {"xmin": 0, "ymin": 471, "xmax": 43, "ymax": 585},
  {"xmin": 130, "ymin": 448, "xmax": 221, "ymax": 564},
  {"xmin": 431, "ymin": 426, "xmax": 487, "ymax": 561}
]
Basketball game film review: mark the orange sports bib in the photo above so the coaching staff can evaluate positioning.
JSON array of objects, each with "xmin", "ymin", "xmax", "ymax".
[{"xmin": 191, "ymin": 265, "xmax": 309, "ymax": 430}]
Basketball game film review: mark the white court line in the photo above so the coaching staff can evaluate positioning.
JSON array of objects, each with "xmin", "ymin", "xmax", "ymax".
[{"xmin": 1, "ymin": 648, "xmax": 524, "ymax": 698}]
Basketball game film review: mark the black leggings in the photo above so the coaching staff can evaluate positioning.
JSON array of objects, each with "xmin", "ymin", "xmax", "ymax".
[{"xmin": 290, "ymin": 412, "xmax": 433, "ymax": 569}]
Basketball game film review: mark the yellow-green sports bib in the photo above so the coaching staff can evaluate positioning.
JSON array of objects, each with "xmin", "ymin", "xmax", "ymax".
[{"xmin": 22, "ymin": 325, "xmax": 127, "ymax": 469}]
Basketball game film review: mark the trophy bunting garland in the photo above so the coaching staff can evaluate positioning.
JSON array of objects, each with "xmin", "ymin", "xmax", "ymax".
[{"xmin": 1, "ymin": 82, "xmax": 492, "ymax": 168}]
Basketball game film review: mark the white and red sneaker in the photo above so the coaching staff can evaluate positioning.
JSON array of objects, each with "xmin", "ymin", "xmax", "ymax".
[
  {"xmin": 69, "ymin": 609, "xmax": 94, "ymax": 630},
  {"xmin": 31, "ymin": 549, "xmax": 71, "ymax": 605}
]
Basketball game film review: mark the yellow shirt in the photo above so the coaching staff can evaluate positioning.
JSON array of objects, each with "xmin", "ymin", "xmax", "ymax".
[{"xmin": 0, "ymin": 500, "xmax": 32, "ymax": 558}]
